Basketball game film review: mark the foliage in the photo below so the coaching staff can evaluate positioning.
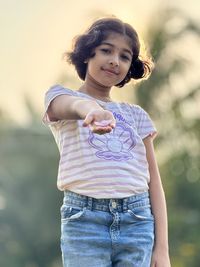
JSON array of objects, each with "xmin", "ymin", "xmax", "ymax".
[
  {"xmin": 0, "ymin": 118, "xmax": 62, "ymax": 267},
  {"xmin": 0, "ymin": 7, "xmax": 200, "ymax": 267},
  {"xmin": 134, "ymin": 8, "xmax": 200, "ymax": 267}
]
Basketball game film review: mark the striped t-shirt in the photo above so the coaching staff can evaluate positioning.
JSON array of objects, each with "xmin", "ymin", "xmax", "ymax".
[{"xmin": 43, "ymin": 84, "xmax": 157, "ymax": 199}]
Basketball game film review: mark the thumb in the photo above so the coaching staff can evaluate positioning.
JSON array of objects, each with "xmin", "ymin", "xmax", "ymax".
[{"xmin": 82, "ymin": 114, "xmax": 94, "ymax": 127}]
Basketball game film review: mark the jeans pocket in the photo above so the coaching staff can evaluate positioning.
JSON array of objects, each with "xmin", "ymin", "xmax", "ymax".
[
  {"xmin": 127, "ymin": 205, "xmax": 154, "ymax": 221},
  {"xmin": 60, "ymin": 205, "xmax": 86, "ymax": 223}
]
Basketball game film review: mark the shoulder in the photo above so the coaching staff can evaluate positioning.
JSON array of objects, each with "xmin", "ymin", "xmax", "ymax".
[
  {"xmin": 44, "ymin": 85, "xmax": 78, "ymax": 105},
  {"xmin": 117, "ymin": 102, "xmax": 148, "ymax": 117},
  {"xmin": 129, "ymin": 103, "xmax": 147, "ymax": 113},
  {"xmin": 45, "ymin": 84, "xmax": 76, "ymax": 96}
]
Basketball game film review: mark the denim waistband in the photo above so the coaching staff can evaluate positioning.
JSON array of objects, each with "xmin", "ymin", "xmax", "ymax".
[{"xmin": 63, "ymin": 191, "xmax": 150, "ymax": 212}]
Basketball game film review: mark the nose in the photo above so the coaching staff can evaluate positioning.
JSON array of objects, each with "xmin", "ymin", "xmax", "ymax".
[{"xmin": 109, "ymin": 54, "xmax": 119, "ymax": 67}]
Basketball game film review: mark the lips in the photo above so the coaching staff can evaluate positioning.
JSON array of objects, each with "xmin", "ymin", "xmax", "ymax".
[{"xmin": 102, "ymin": 68, "xmax": 119, "ymax": 75}]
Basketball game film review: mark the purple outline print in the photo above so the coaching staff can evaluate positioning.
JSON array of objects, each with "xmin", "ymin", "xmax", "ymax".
[{"xmin": 88, "ymin": 122, "xmax": 137, "ymax": 161}]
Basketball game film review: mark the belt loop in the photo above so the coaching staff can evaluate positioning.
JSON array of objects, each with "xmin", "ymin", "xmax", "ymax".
[
  {"xmin": 87, "ymin": 197, "xmax": 93, "ymax": 210},
  {"xmin": 123, "ymin": 197, "xmax": 128, "ymax": 212}
]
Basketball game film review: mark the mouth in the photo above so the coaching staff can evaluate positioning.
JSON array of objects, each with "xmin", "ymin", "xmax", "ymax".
[{"xmin": 101, "ymin": 68, "xmax": 119, "ymax": 75}]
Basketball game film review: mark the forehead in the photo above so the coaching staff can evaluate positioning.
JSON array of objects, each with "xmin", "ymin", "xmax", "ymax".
[{"xmin": 100, "ymin": 32, "xmax": 133, "ymax": 52}]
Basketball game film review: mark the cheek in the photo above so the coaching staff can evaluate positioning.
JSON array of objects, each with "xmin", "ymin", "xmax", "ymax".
[
  {"xmin": 125, "ymin": 61, "xmax": 132, "ymax": 71},
  {"xmin": 121, "ymin": 64, "xmax": 131, "ymax": 77},
  {"xmin": 87, "ymin": 60, "xmax": 99, "ymax": 73},
  {"xmin": 86, "ymin": 64, "xmax": 95, "ymax": 77}
]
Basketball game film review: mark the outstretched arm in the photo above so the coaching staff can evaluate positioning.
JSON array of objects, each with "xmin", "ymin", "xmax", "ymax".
[
  {"xmin": 47, "ymin": 94, "xmax": 116, "ymax": 134},
  {"xmin": 143, "ymin": 136, "xmax": 171, "ymax": 267}
]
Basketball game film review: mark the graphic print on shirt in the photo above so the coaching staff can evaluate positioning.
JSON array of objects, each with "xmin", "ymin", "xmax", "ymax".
[{"xmin": 88, "ymin": 119, "xmax": 137, "ymax": 161}]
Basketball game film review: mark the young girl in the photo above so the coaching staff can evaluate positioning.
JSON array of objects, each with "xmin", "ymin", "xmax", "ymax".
[{"xmin": 43, "ymin": 17, "xmax": 171, "ymax": 267}]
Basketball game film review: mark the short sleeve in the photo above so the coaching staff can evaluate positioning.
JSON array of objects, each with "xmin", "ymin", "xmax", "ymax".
[
  {"xmin": 42, "ymin": 84, "xmax": 76, "ymax": 126},
  {"xmin": 132, "ymin": 105, "xmax": 157, "ymax": 140}
]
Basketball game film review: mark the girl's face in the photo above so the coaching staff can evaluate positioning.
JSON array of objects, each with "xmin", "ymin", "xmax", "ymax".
[{"xmin": 85, "ymin": 32, "xmax": 133, "ymax": 87}]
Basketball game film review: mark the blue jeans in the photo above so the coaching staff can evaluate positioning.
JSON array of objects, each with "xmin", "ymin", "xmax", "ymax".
[{"xmin": 60, "ymin": 191, "xmax": 154, "ymax": 267}]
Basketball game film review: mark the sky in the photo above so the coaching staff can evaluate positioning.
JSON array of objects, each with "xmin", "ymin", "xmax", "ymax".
[{"xmin": 0, "ymin": 0, "xmax": 199, "ymax": 124}]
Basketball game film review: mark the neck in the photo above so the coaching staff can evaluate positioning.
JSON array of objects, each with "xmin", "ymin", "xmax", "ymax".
[{"xmin": 79, "ymin": 73, "xmax": 112, "ymax": 102}]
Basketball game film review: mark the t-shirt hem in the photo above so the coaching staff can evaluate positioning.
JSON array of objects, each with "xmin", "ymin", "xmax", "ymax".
[{"xmin": 58, "ymin": 186, "xmax": 149, "ymax": 199}]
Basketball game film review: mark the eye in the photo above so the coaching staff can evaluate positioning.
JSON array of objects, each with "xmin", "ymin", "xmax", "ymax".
[
  {"xmin": 100, "ymin": 48, "xmax": 111, "ymax": 54},
  {"xmin": 121, "ymin": 54, "xmax": 131, "ymax": 61}
]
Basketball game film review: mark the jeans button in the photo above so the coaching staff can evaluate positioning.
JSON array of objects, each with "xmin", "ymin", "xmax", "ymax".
[{"xmin": 112, "ymin": 201, "xmax": 117, "ymax": 208}]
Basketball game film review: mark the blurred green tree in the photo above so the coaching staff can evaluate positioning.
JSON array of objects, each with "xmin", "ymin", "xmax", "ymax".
[
  {"xmin": 0, "ymin": 102, "xmax": 62, "ymax": 267},
  {"xmin": 133, "ymin": 8, "xmax": 200, "ymax": 267}
]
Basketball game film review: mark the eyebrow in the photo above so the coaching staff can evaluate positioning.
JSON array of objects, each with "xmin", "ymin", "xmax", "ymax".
[{"xmin": 100, "ymin": 42, "xmax": 133, "ymax": 56}]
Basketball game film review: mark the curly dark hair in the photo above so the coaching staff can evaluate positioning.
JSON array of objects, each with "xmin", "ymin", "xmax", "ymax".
[{"xmin": 66, "ymin": 17, "xmax": 153, "ymax": 87}]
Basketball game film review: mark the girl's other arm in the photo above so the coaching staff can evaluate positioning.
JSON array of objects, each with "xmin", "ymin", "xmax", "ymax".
[
  {"xmin": 47, "ymin": 95, "xmax": 115, "ymax": 134},
  {"xmin": 143, "ymin": 136, "xmax": 171, "ymax": 267}
]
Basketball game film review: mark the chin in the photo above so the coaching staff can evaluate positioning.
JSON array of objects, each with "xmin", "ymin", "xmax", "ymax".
[
  {"xmin": 89, "ymin": 73, "xmax": 120, "ymax": 87},
  {"xmin": 98, "ymin": 77, "xmax": 121, "ymax": 87},
  {"xmin": 95, "ymin": 78, "xmax": 113, "ymax": 88}
]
